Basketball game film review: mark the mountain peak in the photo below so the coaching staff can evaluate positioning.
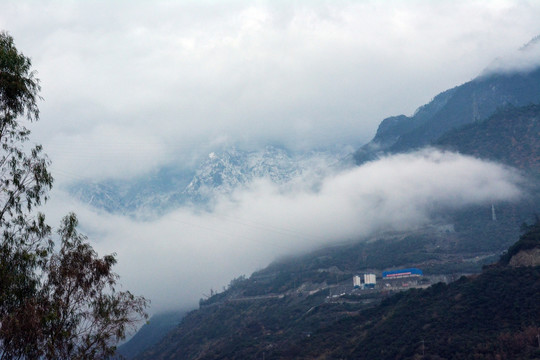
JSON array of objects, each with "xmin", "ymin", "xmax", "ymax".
[
  {"xmin": 519, "ymin": 34, "xmax": 540, "ymax": 51},
  {"xmin": 354, "ymin": 62, "xmax": 540, "ymax": 164},
  {"xmin": 482, "ymin": 34, "xmax": 540, "ymax": 76}
]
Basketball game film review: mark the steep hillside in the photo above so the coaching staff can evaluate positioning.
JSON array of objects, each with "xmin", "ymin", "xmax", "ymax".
[
  {"xmin": 499, "ymin": 218, "xmax": 540, "ymax": 267},
  {"xmin": 354, "ymin": 66, "xmax": 540, "ymax": 164},
  {"xmin": 436, "ymin": 103, "xmax": 540, "ymax": 172},
  {"xmin": 303, "ymin": 220, "xmax": 540, "ymax": 360},
  {"xmin": 301, "ymin": 266, "xmax": 540, "ymax": 359},
  {"xmin": 135, "ymin": 221, "xmax": 540, "ymax": 360},
  {"xmin": 116, "ymin": 310, "xmax": 187, "ymax": 359}
]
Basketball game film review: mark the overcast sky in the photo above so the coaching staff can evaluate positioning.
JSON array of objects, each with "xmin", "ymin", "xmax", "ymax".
[
  {"xmin": 1, "ymin": 0, "xmax": 539, "ymax": 181},
  {"xmin": 1, "ymin": 1, "xmax": 539, "ymax": 313}
]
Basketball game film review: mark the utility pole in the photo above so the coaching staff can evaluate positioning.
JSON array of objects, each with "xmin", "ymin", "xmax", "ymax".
[{"xmin": 416, "ymin": 339, "xmax": 425, "ymax": 358}]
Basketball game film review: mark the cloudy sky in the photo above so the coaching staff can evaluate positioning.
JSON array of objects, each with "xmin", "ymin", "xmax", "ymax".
[
  {"xmin": 1, "ymin": 0, "xmax": 539, "ymax": 312},
  {"xmin": 2, "ymin": 0, "xmax": 538, "ymax": 180}
]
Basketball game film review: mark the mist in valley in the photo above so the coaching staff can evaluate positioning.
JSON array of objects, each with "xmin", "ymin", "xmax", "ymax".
[{"xmin": 1, "ymin": 0, "xmax": 539, "ymax": 313}]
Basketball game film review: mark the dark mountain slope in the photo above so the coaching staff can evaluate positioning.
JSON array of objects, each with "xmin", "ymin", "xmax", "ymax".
[
  {"xmin": 436, "ymin": 103, "xmax": 540, "ymax": 172},
  {"xmin": 354, "ymin": 66, "xmax": 540, "ymax": 164},
  {"xmin": 136, "ymin": 221, "xmax": 540, "ymax": 360},
  {"xmin": 307, "ymin": 220, "xmax": 540, "ymax": 360},
  {"xmin": 116, "ymin": 310, "xmax": 186, "ymax": 359},
  {"xmin": 306, "ymin": 266, "xmax": 540, "ymax": 359},
  {"xmin": 499, "ymin": 218, "xmax": 540, "ymax": 267},
  {"xmin": 433, "ymin": 103, "xmax": 540, "ymax": 258}
]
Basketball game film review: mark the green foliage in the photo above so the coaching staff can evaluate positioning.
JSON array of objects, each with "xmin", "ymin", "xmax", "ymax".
[
  {"xmin": 39, "ymin": 213, "xmax": 148, "ymax": 359},
  {"xmin": 334, "ymin": 266, "xmax": 540, "ymax": 360},
  {"xmin": 0, "ymin": 30, "xmax": 40, "ymax": 122},
  {"xmin": 0, "ymin": 33, "xmax": 54, "ymax": 356},
  {"xmin": 0, "ymin": 31, "xmax": 148, "ymax": 359}
]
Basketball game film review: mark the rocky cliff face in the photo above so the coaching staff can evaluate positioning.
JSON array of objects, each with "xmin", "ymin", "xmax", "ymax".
[{"xmin": 508, "ymin": 248, "xmax": 540, "ymax": 267}]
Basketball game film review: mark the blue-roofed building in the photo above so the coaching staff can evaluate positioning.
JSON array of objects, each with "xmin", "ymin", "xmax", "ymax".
[{"xmin": 382, "ymin": 268, "xmax": 423, "ymax": 279}]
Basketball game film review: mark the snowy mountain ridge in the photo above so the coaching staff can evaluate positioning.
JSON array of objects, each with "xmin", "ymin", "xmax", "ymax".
[{"xmin": 68, "ymin": 146, "xmax": 345, "ymax": 216}]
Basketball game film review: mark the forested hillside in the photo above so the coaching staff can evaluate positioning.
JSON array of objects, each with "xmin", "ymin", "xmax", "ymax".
[
  {"xmin": 137, "ymin": 221, "xmax": 540, "ymax": 359},
  {"xmin": 436, "ymin": 103, "xmax": 540, "ymax": 172},
  {"xmin": 354, "ymin": 67, "xmax": 540, "ymax": 164}
]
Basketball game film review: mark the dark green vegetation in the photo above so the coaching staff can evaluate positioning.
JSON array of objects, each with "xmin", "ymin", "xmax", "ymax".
[
  {"xmin": 300, "ymin": 267, "xmax": 540, "ymax": 359},
  {"xmin": 140, "ymin": 292, "xmax": 333, "ymax": 360},
  {"xmin": 320, "ymin": 220, "xmax": 540, "ymax": 360},
  {"xmin": 117, "ymin": 310, "xmax": 187, "ymax": 359},
  {"xmin": 137, "ymin": 221, "xmax": 540, "ymax": 360},
  {"xmin": 436, "ymin": 103, "xmax": 540, "ymax": 172},
  {"xmin": 354, "ymin": 67, "xmax": 540, "ymax": 164},
  {"xmin": 0, "ymin": 32, "xmax": 148, "ymax": 359},
  {"xmin": 499, "ymin": 217, "xmax": 540, "ymax": 267}
]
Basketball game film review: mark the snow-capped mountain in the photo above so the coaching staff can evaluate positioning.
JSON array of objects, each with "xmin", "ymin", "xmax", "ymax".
[
  {"xmin": 183, "ymin": 146, "xmax": 310, "ymax": 201},
  {"xmin": 68, "ymin": 165, "xmax": 194, "ymax": 215},
  {"xmin": 68, "ymin": 146, "xmax": 346, "ymax": 216}
]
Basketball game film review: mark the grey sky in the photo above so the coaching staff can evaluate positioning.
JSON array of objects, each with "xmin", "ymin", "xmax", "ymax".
[
  {"xmin": 1, "ymin": 1, "xmax": 538, "ymax": 312},
  {"xmin": 1, "ymin": 0, "xmax": 539, "ymax": 181}
]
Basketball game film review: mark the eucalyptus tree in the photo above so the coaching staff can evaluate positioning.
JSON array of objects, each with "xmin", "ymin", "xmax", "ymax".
[
  {"xmin": 0, "ymin": 31, "xmax": 148, "ymax": 359},
  {"xmin": 0, "ymin": 30, "xmax": 52, "ymax": 337}
]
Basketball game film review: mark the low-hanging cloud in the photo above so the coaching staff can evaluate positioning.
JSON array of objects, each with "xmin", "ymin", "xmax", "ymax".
[
  {"xmin": 43, "ymin": 150, "xmax": 523, "ymax": 312},
  {"xmin": 483, "ymin": 34, "xmax": 540, "ymax": 75}
]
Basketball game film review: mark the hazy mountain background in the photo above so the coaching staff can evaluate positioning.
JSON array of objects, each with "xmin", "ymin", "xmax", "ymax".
[
  {"xmin": 115, "ymin": 37, "xmax": 540, "ymax": 357},
  {"xmin": 129, "ymin": 100, "xmax": 540, "ymax": 360},
  {"xmin": 68, "ymin": 146, "xmax": 347, "ymax": 217}
]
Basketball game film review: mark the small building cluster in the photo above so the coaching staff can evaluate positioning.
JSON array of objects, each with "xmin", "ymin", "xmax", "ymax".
[
  {"xmin": 352, "ymin": 268, "xmax": 424, "ymax": 290},
  {"xmin": 353, "ymin": 273, "xmax": 376, "ymax": 289}
]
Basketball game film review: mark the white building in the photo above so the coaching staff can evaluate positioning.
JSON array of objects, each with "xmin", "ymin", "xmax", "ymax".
[
  {"xmin": 364, "ymin": 273, "xmax": 376, "ymax": 285},
  {"xmin": 353, "ymin": 275, "xmax": 362, "ymax": 288}
]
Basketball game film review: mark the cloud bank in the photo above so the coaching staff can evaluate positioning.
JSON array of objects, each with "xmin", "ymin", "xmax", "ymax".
[
  {"xmin": 1, "ymin": 1, "xmax": 539, "ymax": 181},
  {"xmin": 44, "ymin": 150, "xmax": 523, "ymax": 311},
  {"xmin": 1, "ymin": 0, "xmax": 535, "ymax": 314}
]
